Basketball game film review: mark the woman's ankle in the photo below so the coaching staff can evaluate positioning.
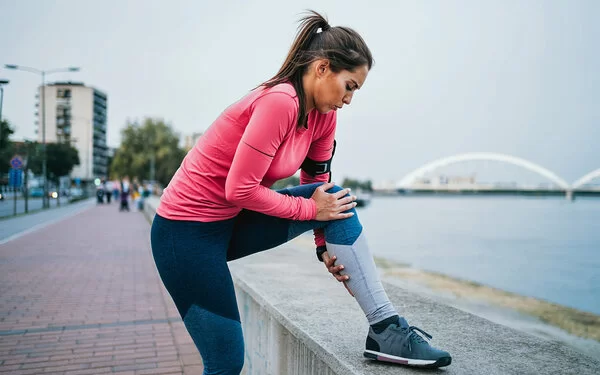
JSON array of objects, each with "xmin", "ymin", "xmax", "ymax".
[{"xmin": 370, "ymin": 314, "xmax": 400, "ymax": 333}]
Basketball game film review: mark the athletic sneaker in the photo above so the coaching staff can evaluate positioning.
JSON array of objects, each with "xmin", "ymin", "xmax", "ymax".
[{"xmin": 364, "ymin": 317, "xmax": 452, "ymax": 368}]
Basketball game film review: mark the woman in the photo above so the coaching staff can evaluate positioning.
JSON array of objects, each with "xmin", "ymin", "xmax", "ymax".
[{"xmin": 151, "ymin": 10, "xmax": 451, "ymax": 373}]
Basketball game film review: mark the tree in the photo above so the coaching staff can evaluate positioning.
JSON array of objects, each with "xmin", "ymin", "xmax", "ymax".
[
  {"xmin": 16, "ymin": 141, "xmax": 79, "ymax": 182},
  {"xmin": 12, "ymin": 140, "xmax": 40, "ymax": 173},
  {"xmin": 271, "ymin": 175, "xmax": 300, "ymax": 190},
  {"xmin": 106, "ymin": 152, "xmax": 114, "ymax": 180},
  {"xmin": 0, "ymin": 119, "xmax": 15, "ymax": 175},
  {"xmin": 46, "ymin": 143, "xmax": 80, "ymax": 183},
  {"xmin": 110, "ymin": 118, "xmax": 186, "ymax": 186},
  {"xmin": 341, "ymin": 177, "xmax": 373, "ymax": 192}
]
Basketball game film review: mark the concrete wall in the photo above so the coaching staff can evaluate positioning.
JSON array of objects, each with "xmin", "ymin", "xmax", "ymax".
[{"xmin": 235, "ymin": 287, "xmax": 337, "ymax": 375}]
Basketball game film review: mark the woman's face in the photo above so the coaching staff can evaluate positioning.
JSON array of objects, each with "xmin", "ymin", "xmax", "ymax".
[{"xmin": 313, "ymin": 61, "xmax": 369, "ymax": 114}]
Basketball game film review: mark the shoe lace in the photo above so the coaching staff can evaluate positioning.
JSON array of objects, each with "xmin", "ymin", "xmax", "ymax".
[
  {"xmin": 408, "ymin": 325, "xmax": 432, "ymax": 344},
  {"xmin": 392, "ymin": 324, "xmax": 433, "ymax": 351}
]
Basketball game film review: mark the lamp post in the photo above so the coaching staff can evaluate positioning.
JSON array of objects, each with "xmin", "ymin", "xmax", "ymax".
[
  {"xmin": 0, "ymin": 79, "xmax": 8, "ymax": 203},
  {"xmin": 0, "ymin": 79, "xmax": 9, "ymax": 148},
  {"xmin": 4, "ymin": 65, "xmax": 80, "ymax": 209}
]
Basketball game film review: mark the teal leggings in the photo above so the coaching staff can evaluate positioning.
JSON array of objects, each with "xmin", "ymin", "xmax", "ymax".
[{"xmin": 150, "ymin": 183, "xmax": 394, "ymax": 375}]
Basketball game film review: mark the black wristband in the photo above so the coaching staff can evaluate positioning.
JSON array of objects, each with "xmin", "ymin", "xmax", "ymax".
[{"xmin": 316, "ymin": 245, "xmax": 327, "ymax": 262}]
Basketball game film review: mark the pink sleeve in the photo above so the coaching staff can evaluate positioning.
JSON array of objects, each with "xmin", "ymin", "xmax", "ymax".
[
  {"xmin": 300, "ymin": 112, "xmax": 337, "ymax": 247},
  {"xmin": 225, "ymin": 92, "xmax": 317, "ymax": 220}
]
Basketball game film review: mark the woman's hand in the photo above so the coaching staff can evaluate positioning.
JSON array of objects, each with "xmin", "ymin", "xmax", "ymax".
[
  {"xmin": 322, "ymin": 251, "xmax": 354, "ymax": 296},
  {"xmin": 311, "ymin": 182, "xmax": 357, "ymax": 221}
]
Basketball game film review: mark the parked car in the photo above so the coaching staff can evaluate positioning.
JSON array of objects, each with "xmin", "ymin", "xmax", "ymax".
[
  {"xmin": 29, "ymin": 187, "xmax": 44, "ymax": 197},
  {"xmin": 69, "ymin": 187, "xmax": 84, "ymax": 198}
]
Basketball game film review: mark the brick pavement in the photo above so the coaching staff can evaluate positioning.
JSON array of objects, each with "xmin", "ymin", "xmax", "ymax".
[{"xmin": 0, "ymin": 204, "xmax": 203, "ymax": 374}]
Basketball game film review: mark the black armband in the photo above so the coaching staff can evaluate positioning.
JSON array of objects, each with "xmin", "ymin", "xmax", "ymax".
[
  {"xmin": 300, "ymin": 157, "xmax": 332, "ymax": 177},
  {"xmin": 316, "ymin": 245, "xmax": 328, "ymax": 262},
  {"xmin": 301, "ymin": 140, "xmax": 337, "ymax": 179}
]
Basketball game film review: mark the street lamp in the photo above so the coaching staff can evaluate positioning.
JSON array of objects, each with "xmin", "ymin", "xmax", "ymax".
[
  {"xmin": 0, "ymin": 79, "xmax": 9, "ymax": 148},
  {"xmin": 4, "ymin": 65, "xmax": 80, "ymax": 209}
]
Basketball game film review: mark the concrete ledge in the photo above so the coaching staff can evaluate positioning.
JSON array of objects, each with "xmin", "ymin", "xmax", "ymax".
[
  {"xmin": 143, "ymin": 197, "xmax": 599, "ymax": 374},
  {"xmin": 142, "ymin": 196, "xmax": 160, "ymax": 223}
]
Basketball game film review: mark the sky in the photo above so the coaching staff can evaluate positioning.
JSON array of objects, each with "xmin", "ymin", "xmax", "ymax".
[{"xmin": 1, "ymin": 0, "xmax": 598, "ymax": 185}]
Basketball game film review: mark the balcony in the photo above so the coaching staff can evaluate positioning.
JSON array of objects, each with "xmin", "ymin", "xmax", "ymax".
[
  {"xmin": 56, "ymin": 98, "xmax": 71, "ymax": 106},
  {"xmin": 56, "ymin": 118, "xmax": 71, "ymax": 126}
]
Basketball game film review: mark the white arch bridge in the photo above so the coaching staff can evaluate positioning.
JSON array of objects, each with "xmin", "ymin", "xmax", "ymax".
[{"xmin": 394, "ymin": 152, "xmax": 600, "ymax": 199}]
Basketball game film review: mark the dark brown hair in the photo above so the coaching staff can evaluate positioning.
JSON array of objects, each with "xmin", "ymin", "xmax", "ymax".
[{"xmin": 262, "ymin": 10, "xmax": 373, "ymax": 128}]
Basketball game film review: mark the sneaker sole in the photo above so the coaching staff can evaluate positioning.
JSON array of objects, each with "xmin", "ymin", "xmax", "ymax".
[{"xmin": 364, "ymin": 350, "xmax": 452, "ymax": 368}]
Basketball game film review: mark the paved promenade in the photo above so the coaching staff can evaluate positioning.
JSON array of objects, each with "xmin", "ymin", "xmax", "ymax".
[{"xmin": 0, "ymin": 203, "xmax": 203, "ymax": 374}]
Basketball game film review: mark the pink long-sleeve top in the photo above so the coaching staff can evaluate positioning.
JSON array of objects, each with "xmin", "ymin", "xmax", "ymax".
[{"xmin": 156, "ymin": 83, "xmax": 336, "ymax": 246}]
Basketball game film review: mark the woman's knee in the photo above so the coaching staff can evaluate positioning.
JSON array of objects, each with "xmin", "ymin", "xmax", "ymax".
[
  {"xmin": 322, "ymin": 185, "xmax": 363, "ymax": 245},
  {"xmin": 324, "ymin": 184, "xmax": 346, "ymax": 195},
  {"xmin": 327, "ymin": 184, "xmax": 360, "ymax": 217}
]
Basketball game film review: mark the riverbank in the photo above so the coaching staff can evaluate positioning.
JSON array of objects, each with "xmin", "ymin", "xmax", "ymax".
[{"xmin": 373, "ymin": 256, "xmax": 600, "ymax": 358}]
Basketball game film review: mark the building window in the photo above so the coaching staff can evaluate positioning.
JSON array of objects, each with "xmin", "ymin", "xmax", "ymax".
[{"xmin": 56, "ymin": 89, "xmax": 71, "ymax": 98}]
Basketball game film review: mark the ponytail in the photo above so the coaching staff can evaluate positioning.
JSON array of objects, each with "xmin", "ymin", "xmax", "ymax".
[
  {"xmin": 262, "ymin": 11, "xmax": 332, "ymax": 128},
  {"xmin": 262, "ymin": 10, "xmax": 373, "ymax": 128}
]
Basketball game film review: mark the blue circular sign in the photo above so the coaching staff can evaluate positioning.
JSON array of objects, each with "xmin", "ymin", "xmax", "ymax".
[{"xmin": 10, "ymin": 155, "xmax": 23, "ymax": 169}]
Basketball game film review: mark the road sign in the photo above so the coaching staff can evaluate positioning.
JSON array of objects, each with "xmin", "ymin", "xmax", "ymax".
[
  {"xmin": 9, "ymin": 168, "xmax": 23, "ymax": 188},
  {"xmin": 10, "ymin": 155, "xmax": 23, "ymax": 169}
]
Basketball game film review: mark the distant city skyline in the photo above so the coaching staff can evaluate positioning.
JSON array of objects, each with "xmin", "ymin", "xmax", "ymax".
[{"xmin": 1, "ymin": 0, "xmax": 598, "ymax": 184}]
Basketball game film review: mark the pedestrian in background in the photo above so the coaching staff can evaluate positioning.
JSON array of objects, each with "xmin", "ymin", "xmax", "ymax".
[{"xmin": 119, "ymin": 178, "xmax": 130, "ymax": 212}]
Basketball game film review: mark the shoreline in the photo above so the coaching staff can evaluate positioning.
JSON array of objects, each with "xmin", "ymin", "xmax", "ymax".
[{"xmin": 374, "ymin": 256, "xmax": 600, "ymax": 358}]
